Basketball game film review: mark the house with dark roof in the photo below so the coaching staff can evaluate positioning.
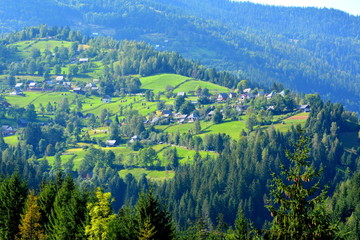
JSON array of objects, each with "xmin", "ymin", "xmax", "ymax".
[
  {"xmin": 297, "ymin": 104, "xmax": 311, "ymax": 112},
  {"xmin": 217, "ymin": 93, "xmax": 229, "ymax": 102},
  {"xmin": 102, "ymin": 95, "xmax": 111, "ymax": 103}
]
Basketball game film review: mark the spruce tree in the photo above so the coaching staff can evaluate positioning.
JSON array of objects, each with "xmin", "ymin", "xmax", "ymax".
[
  {"xmin": 266, "ymin": 130, "xmax": 338, "ymax": 239},
  {"xmin": 136, "ymin": 189, "xmax": 175, "ymax": 240},
  {"xmin": 0, "ymin": 173, "xmax": 28, "ymax": 240},
  {"xmin": 47, "ymin": 175, "xmax": 87, "ymax": 240},
  {"xmin": 17, "ymin": 190, "xmax": 46, "ymax": 240}
]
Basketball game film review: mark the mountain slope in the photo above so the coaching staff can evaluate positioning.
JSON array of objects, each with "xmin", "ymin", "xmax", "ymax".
[{"xmin": 0, "ymin": 0, "xmax": 359, "ymax": 112}]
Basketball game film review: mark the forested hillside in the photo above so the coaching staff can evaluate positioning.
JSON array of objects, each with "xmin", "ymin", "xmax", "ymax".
[
  {"xmin": 0, "ymin": 0, "xmax": 359, "ymax": 113},
  {"xmin": 0, "ymin": 26, "xmax": 359, "ymax": 238}
]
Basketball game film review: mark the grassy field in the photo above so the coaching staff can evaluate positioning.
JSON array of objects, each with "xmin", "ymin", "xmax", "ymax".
[
  {"xmin": 198, "ymin": 120, "xmax": 246, "ymax": 139},
  {"xmin": 140, "ymin": 74, "xmax": 190, "ymax": 92},
  {"xmin": 272, "ymin": 112, "xmax": 309, "ymax": 132},
  {"xmin": 10, "ymin": 40, "xmax": 73, "ymax": 58},
  {"xmin": 175, "ymin": 79, "xmax": 229, "ymax": 94},
  {"xmin": 118, "ymin": 168, "xmax": 175, "ymax": 182},
  {"xmin": 156, "ymin": 144, "xmax": 217, "ymax": 165},
  {"xmin": 4, "ymin": 135, "xmax": 19, "ymax": 146}
]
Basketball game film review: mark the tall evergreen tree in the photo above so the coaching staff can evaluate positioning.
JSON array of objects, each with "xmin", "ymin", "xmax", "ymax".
[
  {"xmin": 136, "ymin": 189, "xmax": 175, "ymax": 240},
  {"xmin": 0, "ymin": 173, "xmax": 28, "ymax": 240},
  {"xmin": 17, "ymin": 190, "xmax": 46, "ymax": 240},
  {"xmin": 47, "ymin": 175, "xmax": 87, "ymax": 240},
  {"xmin": 266, "ymin": 130, "xmax": 339, "ymax": 239}
]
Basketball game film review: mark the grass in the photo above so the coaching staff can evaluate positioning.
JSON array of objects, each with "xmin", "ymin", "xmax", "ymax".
[
  {"xmin": 175, "ymin": 79, "xmax": 229, "ymax": 94},
  {"xmin": 272, "ymin": 112, "xmax": 309, "ymax": 132},
  {"xmin": 10, "ymin": 40, "xmax": 73, "ymax": 58},
  {"xmin": 4, "ymin": 135, "xmax": 19, "ymax": 146},
  {"xmin": 140, "ymin": 74, "xmax": 190, "ymax": 92},
  {"xmin": 198, "ymin": 120, "xmax": 246, "ymax": 139},
  {"xmin": 118, "ymin": 168, "xmax": 175, "ymax": 182}
]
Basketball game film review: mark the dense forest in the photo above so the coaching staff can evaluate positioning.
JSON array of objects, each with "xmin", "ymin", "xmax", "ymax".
[
  {"xmin": 0, "ymin": 26, "xmax": 359, "ymax": 239},
  {"xmin": 0, "ymin": 0, "xmax": 359, "ymax": 113}
]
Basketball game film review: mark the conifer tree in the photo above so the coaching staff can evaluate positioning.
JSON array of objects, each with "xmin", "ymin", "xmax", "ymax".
[
  {"xmin": 47, "ymin": 175, "xmax": 87, "ymax": 239},
  {"xmin": 234, "ymin": 208, "xmax": 250, "ymax": 240},
  {"xmin": 136, "ymin": 189, "xmax": 175, "ymax": 240},
  {"xmin": 266, "ymin": 130, "xmax": 338, "ymax": 239},
  {"xmin": 17, "ymin": 190, "xmax": 46, "ymax": 240},
  {"xmin": 0, "ymin": 173, "xmax": 28, "ymax": 239},
  {"xmin": 0, "ymin": 131, "xmax": 8, "ymax": 151}
]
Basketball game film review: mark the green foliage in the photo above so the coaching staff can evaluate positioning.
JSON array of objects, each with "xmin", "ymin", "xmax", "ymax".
[
  {"xmin": 212, "ymin": 110, "xmax": 223, "ymax": 124},
  {"xmin": 136, "ymin": 189, "xmax": 175, "ymax": 240},
  {"xmin": 0, "ymin": 173, "xmax": 28, "ymax": 240},
  {"xmin": 47, "ymin": 176, "xmax": 88, "ymax": 239},
  {"xmin": 85, "ymin": 188, "xmax": 115, "ymax": 240},
  {"xmin": 266, "ymin": 131, "xmax": 338, "ymax": 239},
  {"xmin": 18, "ymin": 190, "xmax": 46, "ymax": 240}
]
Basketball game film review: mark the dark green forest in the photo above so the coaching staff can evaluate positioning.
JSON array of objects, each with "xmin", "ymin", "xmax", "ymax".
[
  {"xmin": 0, "ymin": 0, "xmax": 359, "ymax": 113},
  {"xmin": 0, "ymin": 26, "xmax": 359, "ymax": 239}
]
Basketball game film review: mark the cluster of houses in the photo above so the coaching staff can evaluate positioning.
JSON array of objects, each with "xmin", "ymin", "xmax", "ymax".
[
  {"xmin": 149, "ymin": 110, "xmax": 200, "ymax": 125},
  {"xmin": 10, "ymin": 75, "xmax": 101, "ymax": 96},
  {"xmin": 215, "ymin": 88, "xmax": 287, "ymax": 103}
]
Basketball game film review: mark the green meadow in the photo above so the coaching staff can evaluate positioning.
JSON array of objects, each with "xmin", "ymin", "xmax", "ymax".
[
  {"xmin": 140, "ymin": 74, "xmax": 190, "ymax": 92},
  {"xmin": 118, "ymin": 168, "xmax": 175, "ymax": 182},
  {"xmin": 10, "ymin": 40, "xmax": 73, "ymax": 58},
  {"xmin": 175, "ymin": 79, "xmax": 229, "ymax": 94}
]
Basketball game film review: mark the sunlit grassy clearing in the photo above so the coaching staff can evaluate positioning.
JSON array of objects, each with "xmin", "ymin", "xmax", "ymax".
[
  {"xmin": 140, "ymin": 74, "xmax": 190, "ymax": 92},
  {"xmin": 4, "ymin": 135, "xmax": 19, "ymax": 146},
  {"xmin": 272, "ymin": 112, "xmax": 309, "ymax": 132},
  {"xmin": 175, "ymin": 79, "xmax": 229, "ymax": 94},
  {"xmin": 118, "ymin": 168, "xmax": 175, "ymax": 182}
]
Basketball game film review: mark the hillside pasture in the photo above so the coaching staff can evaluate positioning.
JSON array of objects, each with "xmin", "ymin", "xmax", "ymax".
[
  {"xmin": 175, "ymin": 79, "xmax": 229, "ymax": 94},
  {"xmin": 272, "ymin": 112, "xmax": 309, "ymax": 132},
  {"xmin": 140, "ymin": 74, "xmax": 190, "ymax": 92},
  {"xmin": 118, "ymin": 168, "xmax": 175, "ymax": 182},
  {"xmin": 10, "ymin": 40, "xmax": 72, "ymax": 58}
]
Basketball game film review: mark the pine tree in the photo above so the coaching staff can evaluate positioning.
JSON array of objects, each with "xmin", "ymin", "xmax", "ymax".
[
  {"xmin": 47, "ymin": 175, "xmax": 87, "ymax": 239},
  {"xmin": 138, "ymin": 217, "xmax": 157, "ymax": 240},
  {"xmin": 234, "ymin": 208, "xmax": 250, "ymax": 240},
  {"xmin": 194, "ymin": 120, "xmax": 201, "ymax": 134},
  {"xmin": 136, "ymin": 189, "xmax": 175, "ymax": 240},
  {"xmin": 0, "ymin": 131, "xmax": 8, "ymax": 151},
  {"xmin": 266, "ymin": 130, "xmax": 338, "ymax": 239},
  {"xmin": 85, "ymin": 187, "xmax": 115, "ymax": 240},
  {"xmin": 0, "ymin": 173, "xmax": 28, "ymax": 240},
  {"xmin": 17, "ymin": 190, "xmax": 46, "ymax": 240}
]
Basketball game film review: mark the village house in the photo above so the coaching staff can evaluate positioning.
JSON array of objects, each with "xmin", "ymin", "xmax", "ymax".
[
  {"xmin": 243, "ymin": 88, "xmax": 252, "ymax": 93},
  {"xmin": 1, "ymin": 125, "xmax": 15, "ymax": 136},
  {"xmin": 177, "ymin": 92, "xmax": 187, "ymax": 97},
  {"xmin": 229, "ymin": 92, "xmax": 237, "ymax": 99},
  {"xmin": 85, "ymin": 82, "xmax": 97, "ymax": 88},
  {"xmin": 10, "ymin": 88, "xmax": 23, "ymax": 96},
  {"xmin": 29, "ymin": 82, "xmax": 37, "ymax": 89},
  {"xmin": 297, "ymin": 104, "xmax": 311, "ymax": 112},
  {"xmin": 15, "ymin": 83, "xmax": 23, "ymax": 88},
  {"xmin": 129, "ymin": 135, "xmax": 140, "ymax": 143},
  {"xmin": 102, "ymin": 95, "xmax": 111, "ymax": 103},
  {"xmin": 73, "ymin": 87, "xmax": 84, "ymax": 94},
  {"xmin": 266, "ymin": 91, "xmax": 276, "ymax": 99},
  {"xmin": 105, "ymin": 140, "xmax": 117, "ymax": 147},
  {"xmin": 55, "ymin": 76, "xmax": 64, "ymax": 81},
  {"xmin": 79, "ymin": 58, "xmax": 89, "ymax": 63},
  {"xmin": 187, "ymin": 113, "xmax": 200, "ymax": 122},
  {"xmin": 217, "ymin": 93, "xmax": 229, "ymax": 102}
]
